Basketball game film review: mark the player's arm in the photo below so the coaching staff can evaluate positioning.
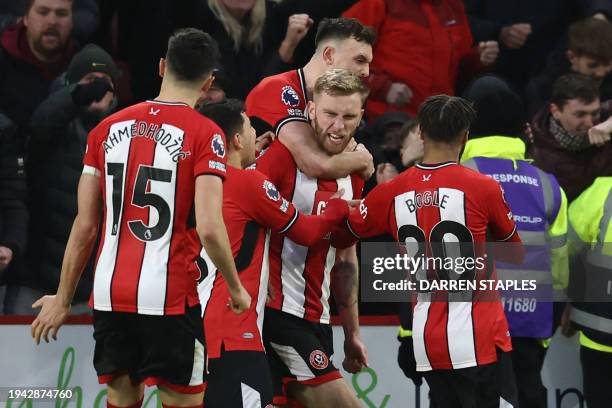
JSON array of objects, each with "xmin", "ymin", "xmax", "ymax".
[
  {"xmin": 283, "ymin": 199, "xmax": 350, "ymax": 246},
  {"xmin": 195, "ymin": 174, "xmax": 251, "ymax": 313},
  {"xmin": 31, "ymin": 172, "xmax": 102, "ymax": 344},
  {"xmin": 332, "ymin": 244, "xmax": 368, "ymax": 373},
  {"xmin": 246, "ymin": 171, "xmax": 350, "ymax": 245},
  {"xmin": 278, "ymin": 121, "xmax": 374, "ymax": 180},
  {"xmin": 333, "ymin": 180, "xmax": 394, "ymax": 248}
]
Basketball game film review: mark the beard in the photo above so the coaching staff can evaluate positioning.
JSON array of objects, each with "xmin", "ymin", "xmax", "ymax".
[
  {"xmin": 313, "ymin": 118, "xmax": 353, "ymax": 155},
  {"xmin": 32, "ymin": 29, "xmax": 65, "ymax": 59}
]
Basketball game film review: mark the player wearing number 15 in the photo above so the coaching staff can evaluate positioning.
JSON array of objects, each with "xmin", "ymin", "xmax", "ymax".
[
  {"xmin": 31, "ymin": 28, "xmax": 251, "ymax": 408},
  {"xmin": 343, "ymin": 95, "xmax": 523, "ymax": 408}
]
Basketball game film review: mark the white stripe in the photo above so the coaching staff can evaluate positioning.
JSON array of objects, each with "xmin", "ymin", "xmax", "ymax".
[
  {"xmin": 93, "ymin": 120, "xmax": 135, "ymax": 311},
  {"xmin": 82, "ymin": 165, "xmax": 101, "ymax": 177},
  {"xmin": 137, "ymin": 123, "xmax": 182, "ymax": 314},
  {"xmin": 395, "ymin": 191, "xmax": 433, "ymax": 371},
  {"xmin": 197, "ymin": 255, "xmax": 218, "ymax": 317},
  {"xmin": 280, "ymin": 169, "xmax": 317, "ymax": 318},
  {"xmin": 269, "ymin": 342, "xmax": 315, "ymax": 381},
  {"xmin": 256, "ymin": 231, "xmax": 271, "ymax": 348},
  {"xmin": 189, "ymin": 339, "xmax": 205, "ymax": 386},
  {"xmin": 438, "ymin": 188, "xmax": 477, "ymax": 369},
  {"xmin": 241, "ymin": 383, "xmax": 262, "ymax": 408},
  {"xmin": 415, "ymin": 162, "xmax": 457, "ymax": 170},
  {"xmin": 146, "ymin": 99, "xmax": 189, "ymax": 106},
  {"xmin": 320, "ymin": 177, "xmax": 354, "ymax": 323}
]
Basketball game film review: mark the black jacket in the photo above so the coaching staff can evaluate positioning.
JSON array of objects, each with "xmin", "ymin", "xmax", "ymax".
[
  {"xmin": 0, "ymin": 116, "xmax": 27, "ymax": 284},
  {"xmin": 21, "ymin": 83, "xmax": 103, "ymax": 300}
]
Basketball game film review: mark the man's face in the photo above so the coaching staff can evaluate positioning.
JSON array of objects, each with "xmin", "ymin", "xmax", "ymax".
[
  {"xmin": 309, "ymin": 92, "xmax": 364, "ymax": 155},
  {"xmin": 551, "ymin": 98, "xmax": 601, "ymax": 137},
  {"xmin": 568, "ymin": 52, "xmax": 612, "ymax": 82},
  {"xmin": 24, "ymin": 0, "xmax": 72, "ymax": 60},
  {"xmin": 239, "ymin": 112, "xmax": 257, "ymax": 166},
  {"xmin": 328, "ymin": 38, "xmax": 373, "ymax": 78}
]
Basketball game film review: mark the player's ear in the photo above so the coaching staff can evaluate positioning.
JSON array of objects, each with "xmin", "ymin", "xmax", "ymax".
[
  {"xmin": 159, "ymin": 58, "xmax": 165, "ymax": 78},
  {"xmin": 307, "ymin": 101, "xmax": 316, "ymax": 120},
  {"xmin": 322, "ymin": 45, "xmax": 335, "ymax": 66},
  {"xmin": 201, "ymin": 74, "xmax": 214, "ymax": 93},
  {"xmin": 232, "ymin": 132, "xmax": 243, "ymax": 150}
]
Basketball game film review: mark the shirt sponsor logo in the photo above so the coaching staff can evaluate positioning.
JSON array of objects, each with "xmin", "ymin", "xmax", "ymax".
[
  {"xmin": 263, "ymin": 180, "xmax": 280, "ymax": 201},
  {"xmin": 208, "ymin": 160, "xmax": 226, "ymax": 172},
  {"xmin": 281, "ymin": 85, "xmax": 300, "ymax": 107},
  {"xmin": 211, "ymin": 134, "xmax": 225, "ymax": 158}
]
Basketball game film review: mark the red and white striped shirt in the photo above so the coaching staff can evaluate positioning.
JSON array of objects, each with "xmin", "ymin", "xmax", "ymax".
[
  {"xmin": 256, "ymin": 141, "xmax": 364, "ymax": 324},
  {"xmin": 347, "ymin": 162, "xmax": 520, "ymax": 371},
  {"xmin": 83, "ymin": 100, "xmax": 227, "ymax": 315}
]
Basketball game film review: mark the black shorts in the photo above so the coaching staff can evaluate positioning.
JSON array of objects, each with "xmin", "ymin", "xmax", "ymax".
[
  {"xmin": 93, "ymin": 305, "xmax": 206, "ymax": 393},
  {"xmin": 423, "ymin": 348, "xmax": 519, "ymax": 408},
  {"xmin": 204, "ymin": 349, "xmax": 273, "ymax": 408},
  {"xmin": 263, "ymin": 308, "xmax": 342, "ymax": 404}
]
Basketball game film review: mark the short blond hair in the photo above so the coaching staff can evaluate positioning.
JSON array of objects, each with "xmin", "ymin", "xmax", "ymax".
[{"xmin": 314, "ymin": 69, "xmax": 369, "ymax": 104}]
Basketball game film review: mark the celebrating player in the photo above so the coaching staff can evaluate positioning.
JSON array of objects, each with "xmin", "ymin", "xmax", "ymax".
[
  {"xmin": 30, "ymin": 28, "xmax": 250, "ymax": 408},
  {"xmin": 254, "ymin": 69, "xmax": 368, "ymax": 407},
  {"xmin": 342, "ymin": 95, "xmax": 524, "ymax": 407},
  {"xmin": 246, "ymin": 17, "xmax": 376, "ymax": 180},
  {"xmin": 197, "ymin": 99, "xmax": 352, "ymax": 408}
]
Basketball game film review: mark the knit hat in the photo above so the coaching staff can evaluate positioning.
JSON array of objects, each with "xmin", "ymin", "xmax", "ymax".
[{"xmin": 66, "ymin": 44, "xmax": 119, "ymax": 85}]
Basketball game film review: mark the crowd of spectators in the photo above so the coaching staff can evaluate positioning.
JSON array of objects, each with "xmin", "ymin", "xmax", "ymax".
[{"xmin": 0, "ymin": 0, "xmax": 611, "ymax": 318}]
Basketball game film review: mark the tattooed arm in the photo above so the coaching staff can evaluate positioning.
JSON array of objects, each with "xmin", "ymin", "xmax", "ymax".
[{"xmin": 331, "ymin": 245, "xmax": 368, "ymax": 373}]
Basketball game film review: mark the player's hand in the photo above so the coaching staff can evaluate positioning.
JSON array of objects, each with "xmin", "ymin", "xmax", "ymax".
[
  {"xmin": 255, "ymin": 131, "xmax": 275, "ymax": 153},
  {"xmin": 228, "ymin": 285, "xmax": 251, "ymax": 314},
  {"xmin": 386, "ymin": 82, "xmax": 413, "ymax": 107},
  {"xmin": 0, "ymin": 246, "xmax": 13, "ymax": 271},
  {"xmin": 588, "ymin": 122, "xmax": 612, "ymax": 146},
  {"xmin": 499, "ymin": 23, "xmax": 532, "ymax": 49},
  {"xmin": 478, "ymin": 41, "xmax": 499, "ymax": 65},
  {"xmin": 355, "ymin": 143, "xmax": 375, "ymax": 181},
  {"xmin": 31, "ymin": 295, "xmax": 70, "ymax": 345},
  {"xmin": 343, "ymin": 334, "xmax": 368, "ymax": 373},
  {"xmin": 375, "ymin": 163, "xmax": 399, "ymax": 185}
]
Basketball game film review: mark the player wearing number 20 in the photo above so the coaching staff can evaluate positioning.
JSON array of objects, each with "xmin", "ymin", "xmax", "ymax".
[
  {"xmin": 31, "ymin": 28, "xmax": 251, "ymax": 408},
  {"xmin": 343, "ymin": 95, "xmax": 523, "ymax": 407}
]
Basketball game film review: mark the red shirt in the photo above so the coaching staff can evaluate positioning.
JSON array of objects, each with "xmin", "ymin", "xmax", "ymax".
[
  {"xmin": 256, "ymin": 141, "xmax": 364, "ymax": 324},
  {"xmin": 245, "ymin": 68, "xmax": 309, "ymax": 136},
  {"xmin": 198, "ymin": 166, "xmax": 299, "ymax": 358},
  {"xmin": 83, "ymin": 100, "xmax": 227, "ymax": 315},
  {"xmin": 348, "ymin": 162, "xmax": 520, "ymax": 370},
  {"xmin": 343, "ymin": 0, "xmax": 483, "ymax": 120}
]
